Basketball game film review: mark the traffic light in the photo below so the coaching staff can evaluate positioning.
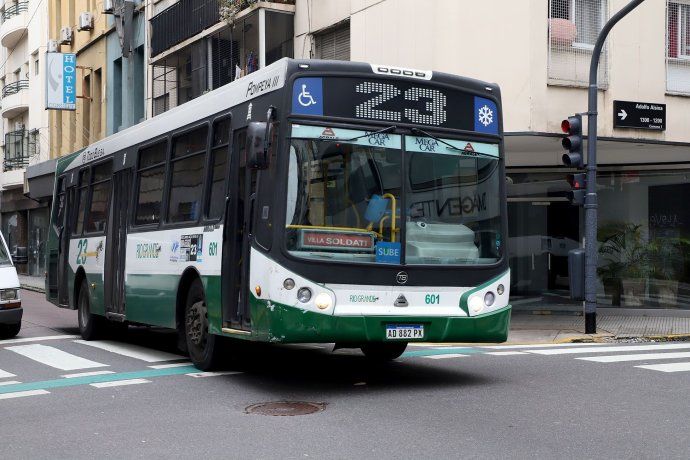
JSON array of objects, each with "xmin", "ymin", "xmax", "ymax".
[
  {"xmin": 561, "ymin": 114, "xmax": 583, "ymax": 168},
  {"xmin": 566, "ymin": 173, "xmax": 586, "ymax": 206}
]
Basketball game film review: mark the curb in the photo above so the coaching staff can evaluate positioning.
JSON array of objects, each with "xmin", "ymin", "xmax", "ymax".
[
  {"xmin": 20, "ymin": 284, "xmax": 46, "ymax": 294},
  {"xmin": 563, "ymin": 333, "xmax": 690, "ymax": 343}
]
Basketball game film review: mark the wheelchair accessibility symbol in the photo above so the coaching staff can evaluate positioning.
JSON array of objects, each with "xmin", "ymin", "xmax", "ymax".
[
  {"xmin": 292, "ymin": 77, "xmax": 323, "ymax": 116},
  {"xmin": 298, "ymin": 84, "xmax": 317, "ymax": 107}
]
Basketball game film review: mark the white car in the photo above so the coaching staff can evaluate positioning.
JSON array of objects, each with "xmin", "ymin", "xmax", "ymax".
[{"xmin": 0, "ymin": 231, "xmax": 21, "ymax": 339}]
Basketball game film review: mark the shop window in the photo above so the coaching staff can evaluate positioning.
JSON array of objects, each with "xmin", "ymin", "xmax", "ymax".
[
  {"xmin": 314, "ymin": 22, "xmax": 350, "ymax": 61},
  {"xmin": 85, "ymin": 162, "xmax": 112, "ymax": 234},
  {"xmin": 168, "ymin": 126, "xmax": 208, "ymax": 223},
  {"xmin": 135, "ymin": 141, "xmax": 168, "ymax": 226},
  {"xmin": 207, "ymin": 118, "xmax": 231, "ymax": 220}
]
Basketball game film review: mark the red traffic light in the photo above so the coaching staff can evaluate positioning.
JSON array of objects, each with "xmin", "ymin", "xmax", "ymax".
[
  {"xmin": 561, "ymin": 119, "xmax": 571, "ymax": 133},
  {"xmin": 567, "ymin": 173, "xmax": 586, "ymax": 189}
]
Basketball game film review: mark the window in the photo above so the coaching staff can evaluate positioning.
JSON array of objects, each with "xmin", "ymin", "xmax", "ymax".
[
  {"xmin": 207, "ymin": 118, "xmax": 231, "ymax": 220},
  {"xmin": 85, "ymin": 162, "xmax": 112, "ymax": 234},
  {"xmin": 314, "ymin": 22, "xmax": 350, "ymax": 61},
  {"xmin": 34, "ymin": 57, "xmax": 39, "ymax": 76},
  {"xmin": 74, "ymin": 169, "xmax": 90, "ymax": 235},
  {"xmin": 135, "ymin": 141, "xmax": 167, "ymax": 225},
  {"xmin": 667, "ymin": 1, "xmax": 690, "ymax": 94},
  {"xmin": 168, "ymin": 126, "xmax": 208, "ymax": 223}
]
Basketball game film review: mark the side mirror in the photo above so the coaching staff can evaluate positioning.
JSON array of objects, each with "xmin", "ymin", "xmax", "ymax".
[{"xmin": 246, "ymin": 122, "xmax": 269, "ymax": 170}]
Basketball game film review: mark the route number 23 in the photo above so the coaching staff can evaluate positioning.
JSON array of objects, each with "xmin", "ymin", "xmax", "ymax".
[{"xmin": 355, "ymin": 82, "xmax": 447, "ymax": 126}]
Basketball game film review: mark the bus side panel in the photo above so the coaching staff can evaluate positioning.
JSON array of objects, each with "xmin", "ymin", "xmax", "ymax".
[
  {"xmin": 125, "ymin": 274, "xmax": 177, "ymax": 328},
  {"xmin": 67, "ymin": 236, "xmax": 107, "ymax": 315}
]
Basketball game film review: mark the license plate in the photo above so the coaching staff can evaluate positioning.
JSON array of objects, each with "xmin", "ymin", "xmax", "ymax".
[{"xmin": 386, "ymin": 324, "xmax": 424, "ymax": 340}]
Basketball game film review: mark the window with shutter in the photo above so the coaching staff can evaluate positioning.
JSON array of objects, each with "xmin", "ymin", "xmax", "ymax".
[{"xmin": 314, "ymin": 22, "xmax": 350, "ymax": 61}]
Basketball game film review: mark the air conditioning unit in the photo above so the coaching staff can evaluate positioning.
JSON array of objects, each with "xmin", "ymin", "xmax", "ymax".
[
  {"xmin": 103, "ymin": 0, "xmax": 114, "ymax": 14},
  {"xmin": 60, "ymin": 27, "xmax": 73, "ymax": 45},
  {"xmin": 78, "ymin": 12, "xmax": 94, "ymax": 31},
  {"xmin": 15, "ymin": 122, "xmax": 25, "ymax": 131},
  {"xmin": 47, "ymin": 39, "xmax": 59, "ymax": 53}
]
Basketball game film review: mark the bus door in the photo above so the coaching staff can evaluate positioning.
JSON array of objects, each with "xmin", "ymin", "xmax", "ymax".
[
  {"xmin": 222, "ymin": 129, "xmax": 254, "ymax": 330},
  {"xmin": 57, "ymin": 178, "xmax": 76, "ymax": 308},
  {"xmin": 104, "ymin": 168, "xmax": 131, "ymax": 319}
]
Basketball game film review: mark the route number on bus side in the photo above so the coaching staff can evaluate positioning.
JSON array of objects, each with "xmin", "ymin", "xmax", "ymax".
[
  {"xmin": 76, "ymin": 239, "xmax": 88, "ymax": 265},
  {"xmin": 425, "ymin": 294, "xmax": 440, "ymax": 305}
]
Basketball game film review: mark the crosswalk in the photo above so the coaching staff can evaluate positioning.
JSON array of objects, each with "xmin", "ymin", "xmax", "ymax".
[
  {"xmin": 406, "ymin": 340, "xmax": 690, "ymax": 374},
  {"xmin": 0, "ymin": 335, "xmax": 241, "ymax": 401}
]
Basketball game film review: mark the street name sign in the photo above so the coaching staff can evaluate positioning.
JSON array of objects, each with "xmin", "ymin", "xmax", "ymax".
[{"xmin": 613, "ymin": 100, "xmax": 665, "ymax": 131}]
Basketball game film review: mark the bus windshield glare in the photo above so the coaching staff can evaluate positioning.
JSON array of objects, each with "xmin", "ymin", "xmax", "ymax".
[{"xmin": 285, "ymin": 125, "xmax": 503, "ymax": 266}]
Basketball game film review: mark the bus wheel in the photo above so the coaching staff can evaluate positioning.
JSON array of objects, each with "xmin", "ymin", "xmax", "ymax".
[
  {"xmin": 0, "ymin": 322, "xmax": 20, "ymax": 339},
  {"xmin": 360, "ymin": 342, "xmax": 408, "ymax": 361},
  {"xmin": 185, "ymin": 279, "xmax": 220, "ymax": 371},
  {"xmin": 78, "ymin": 279, "xmax": 106, "ymax": 340}
]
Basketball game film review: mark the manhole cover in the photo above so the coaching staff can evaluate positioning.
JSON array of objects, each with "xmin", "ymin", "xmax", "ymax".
[{"xmin": 245, "ymin": 401, "xmax": 326, "ymax": 416}]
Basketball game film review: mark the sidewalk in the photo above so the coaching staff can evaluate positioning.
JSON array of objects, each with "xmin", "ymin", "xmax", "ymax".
[{"xmin": 18, "ymin": 274, "xmax": 45, "ymax": 293}]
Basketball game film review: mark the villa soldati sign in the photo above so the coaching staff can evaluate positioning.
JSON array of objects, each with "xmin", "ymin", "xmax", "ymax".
[{"xmin": 45, "ymin": 53, "xmax": 77, "ymax": 110}]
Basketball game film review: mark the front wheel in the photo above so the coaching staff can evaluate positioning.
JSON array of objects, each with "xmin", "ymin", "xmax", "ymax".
[
  {"xmin": 0, "ymin": 322, "xmax": 21, "ymax": 339},
  {"xmin": 185, "ymin": 279, "xmax": 221, "ymax": 371},
  {"xmin": 361, "ymin": 342, "xmax": 408, "ymax": 361}
]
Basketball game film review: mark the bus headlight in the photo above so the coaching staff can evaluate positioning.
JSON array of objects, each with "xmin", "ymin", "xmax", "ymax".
[
  {"xmin": 484, "ymin": 291, "xmax": 496, "ymax": 307},
  {"xmin": 314, "ymin": 293, "xmax": 333, "ymax": 310},
  {"xmin": 468, "ymin": 295, "xmax": 484, "ymax": 314},
  {"xmin": 297, "ymin": 287, "xmax": 312, "ymax": 303},
  {"xmin": 497, "ymin": 284, "xmax": 505, "ymax": 296}
]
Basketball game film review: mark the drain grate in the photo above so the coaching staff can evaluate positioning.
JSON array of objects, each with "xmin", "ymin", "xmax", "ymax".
[{"xmin": 245, "ymin": 401, "xmax": 326, "ymax": 416}]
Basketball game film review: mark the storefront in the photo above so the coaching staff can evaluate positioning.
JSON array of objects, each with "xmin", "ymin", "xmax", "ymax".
[{"xmin": 508, "ymin": 162, "xmax": 690, "ymax": 311}]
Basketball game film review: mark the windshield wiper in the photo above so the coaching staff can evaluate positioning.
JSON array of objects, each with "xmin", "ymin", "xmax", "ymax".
[
  {"xmin": 343, "ymin": 125, "xmax": 397, "ymax": 142},
  {"xmin": 410, "ymin": 127, "xmax": 500, "ymax": 160}
]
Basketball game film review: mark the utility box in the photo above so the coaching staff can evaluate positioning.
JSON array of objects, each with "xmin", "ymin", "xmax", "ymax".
[{"xmin": 568, "ymin": 248, "xmax": 585, "ymax": 301}]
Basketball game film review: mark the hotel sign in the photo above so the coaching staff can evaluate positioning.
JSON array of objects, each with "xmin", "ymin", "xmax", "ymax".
[{"xmin": 46, "ymin": 53, "xmax": 77, "ymax": 110}]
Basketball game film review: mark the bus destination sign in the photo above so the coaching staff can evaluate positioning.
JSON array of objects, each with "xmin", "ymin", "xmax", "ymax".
[
  {"xmin": 291, "ymin": 77, "xmax": 500, "ymax": 135},
  {"xmin": 613, "ymin": 100, "xmax": 666, "ymax": 131}
]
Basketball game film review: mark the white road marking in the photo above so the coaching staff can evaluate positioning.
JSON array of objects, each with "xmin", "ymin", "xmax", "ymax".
[
  {"xmin": 74, "ymin": 340, "xmax": 183, "ymax": 362},
  {"xmin": 148, "ymin": 362, "xmax": 193, "ymax": 369},
  {"xmin": 6, "ymin": 344, "xmax": 108, "ymax": 371},
  {"xmin": 635, "ymin": 362, "xmax": 690, "ymax": 373},
  {"xmin": 528, "ymin": 343, "xmax": 690, "ymax": 355},
  {"xmin": 481, "ymin": 343, "xmax": 611, "ymax": 350},
  {"xmin": 90, "ymin": 379, "xmax": 151, "ymax": 388},
  {"xmin": 62, "ymin": 370, "xmax": 116, "ymax": 378},
  {"xmin": 0, "ymin": 335, "xmax": 80, "ymax": 346},
  {"xmin": 0, "ymin": 369, "xmax": 17, "ymax": 378},
  {"xmin": 423, "ymin": 354, "xmax": 469, "ymax": 360},
  {"xmin": 185, "ymin": 371, "xmax": 242, "ymax": 378},
  {"xmin": 0, "ymin": 380, "xmax": 21, "ymax": 386},
  {"xmin": 577, "ymin": 352, "xmax": 690, "ymax": 363},
  {"xmin": 0, "ymin": 390, "xmax": 50, "ymax": 400},
  {"xmin": 484, "ymin": 351, "xmax": 530, "ymax": 356}
]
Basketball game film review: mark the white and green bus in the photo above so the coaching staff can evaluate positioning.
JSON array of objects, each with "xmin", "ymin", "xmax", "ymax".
[{"xmin": 46, "ymin": 58, "xmax": 510, "ymax": 369}]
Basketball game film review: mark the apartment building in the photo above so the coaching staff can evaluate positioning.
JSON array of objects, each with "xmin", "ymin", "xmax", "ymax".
[{"xmin": 0, "ymin": 0, "xmax": 49, "ymax": 276}]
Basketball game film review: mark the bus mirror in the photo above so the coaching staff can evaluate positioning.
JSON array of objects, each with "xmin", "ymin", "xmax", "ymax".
[{"xmin": 247, "ymin": 122, "xmax": 269, "ymax": 170}]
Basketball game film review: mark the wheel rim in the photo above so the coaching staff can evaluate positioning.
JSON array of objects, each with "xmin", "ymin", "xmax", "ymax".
[{"xmin": 186, "ymin": 300, "xmax": 208, "ymax": 349}]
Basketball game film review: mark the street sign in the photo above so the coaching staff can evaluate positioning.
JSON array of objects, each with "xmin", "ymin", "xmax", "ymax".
[
  {"xmin": 613, "ymin": 100, "xmax": 665, "ymax": 131},
  {"xmin": 45, "ymin": 53, "xmax": 76, "ymax": 110}
]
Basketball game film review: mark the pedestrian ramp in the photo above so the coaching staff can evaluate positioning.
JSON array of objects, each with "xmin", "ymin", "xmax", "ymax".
[
  {"xmin": 0, "ymin": 335, "xmax": 240, "ymax": 401},
  {"xmin": 406, "ymin": 341, "xmax": 690, "ymax": 374}
]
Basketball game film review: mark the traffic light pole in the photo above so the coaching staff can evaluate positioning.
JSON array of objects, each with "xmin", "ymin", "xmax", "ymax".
[{"xmin": 584, "ymin": 0, "xmax": 645, "ymax": 334}]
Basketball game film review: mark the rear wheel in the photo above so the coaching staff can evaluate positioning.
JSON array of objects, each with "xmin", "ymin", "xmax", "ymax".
[
  {"xmin": 78, "ymin": 279, "xmax": 106, "ymax": 340},
  {"xmin": 185, "ymin": 279, "xmax": 221, "ymax": 371},
  {"xmin": 361, "ymin": 342, "xmax": 408, "ymax": 361},
  {"xmin": 0, "ymin": 322, "xmax": 21, "ymax": 339}
]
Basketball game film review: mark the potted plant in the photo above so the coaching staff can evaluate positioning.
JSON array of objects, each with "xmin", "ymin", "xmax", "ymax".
[{"xmin": 597, "ymin": 223, "xmax": 647, "ymax": 306}]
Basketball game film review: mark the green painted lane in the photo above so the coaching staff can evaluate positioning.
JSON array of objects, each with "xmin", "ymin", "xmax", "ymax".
[
  {"xmin": 0, "ymin": 366, "xmax": 201, "ymax": 395},
  {"xmin": 402, "ymin": 347, "xmax": 486, "ymax": 358}
]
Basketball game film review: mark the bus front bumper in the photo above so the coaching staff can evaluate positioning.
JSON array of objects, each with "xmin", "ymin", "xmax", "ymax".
[{"xmin": 248, "ymin": 300, "xmax": 511, "ymax": 344}]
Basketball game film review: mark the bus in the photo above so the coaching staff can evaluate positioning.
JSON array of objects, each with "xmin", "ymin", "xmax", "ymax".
[{"xmin": 45, "ymin": 58, "xmax": 510, "ymax": 369}]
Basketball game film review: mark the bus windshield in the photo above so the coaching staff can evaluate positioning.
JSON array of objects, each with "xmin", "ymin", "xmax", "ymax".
[{"xmin": 285, "ymin": 125, "xmax": 503, "ymax": 266}]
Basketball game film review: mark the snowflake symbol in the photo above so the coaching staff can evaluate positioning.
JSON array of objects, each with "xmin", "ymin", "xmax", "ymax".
[{"xmin": 478, "ymin": 105, "xmax": 493, "ymax": 127}]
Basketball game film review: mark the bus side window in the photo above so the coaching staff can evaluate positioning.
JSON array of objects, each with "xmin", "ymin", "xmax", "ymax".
[
  {"xmin": 206, "ymin": 117, "xmax": 231, "ymax": 221},
  {"xmin": 74, "ymin": 168, "xmax": 90, "ymax": 236},
  {"xmin": 168, "ymin": 125, "xmax": 208, "ymax": 224},
  {"xmin": 85, "ymin": 161, "xmax": 113, "ymax": 234},
  {"xmin": 135, "ymin": 141, "xmax": 167, "ymax": 226}
]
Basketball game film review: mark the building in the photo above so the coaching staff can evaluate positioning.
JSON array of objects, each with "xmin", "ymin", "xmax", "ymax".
[{"xmin": 0, "ymin": 0, "xmax": 50, "ymax": 276}]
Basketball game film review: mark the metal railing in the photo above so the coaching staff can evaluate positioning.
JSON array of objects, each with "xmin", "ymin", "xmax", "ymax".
[
  {"xmin": 3, "ymin": 128, "xmax": 36, "ymax": 171},
  {"xmin": 2, "ymin": 1, "xmax": 29, "ymax": 21},
  {"xmin": 2, "ymin": 79, "xmax": 28, "ymax": 98}
]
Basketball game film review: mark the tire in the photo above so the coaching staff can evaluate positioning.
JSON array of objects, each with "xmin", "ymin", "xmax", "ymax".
[
  {"xmin": 185, "ymin": 279, "xmax": 221, "ymax": 371},
  {"xmin": 361, "ymin": 342, "xmax": 408, "ymax": 361},
  {"xmin": 0, "ymin": 322, "xmax": 21, "ymax": 340},
  {"xmin": 78, "ymin": 279, "xmax": 106, "ymax": 340}
]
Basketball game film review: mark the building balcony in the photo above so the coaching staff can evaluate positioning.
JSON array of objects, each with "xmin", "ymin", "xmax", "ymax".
[
  {"xmin": 0, "ymin": 1, "xmax": 28, "ymax": 49},
  {"xmin": 1, "ymin": 79, "xmax": 29, "ymax": 118},
  {"xmin": 2, "ymin": 128, "xmax": 35, "ymax": 173}
]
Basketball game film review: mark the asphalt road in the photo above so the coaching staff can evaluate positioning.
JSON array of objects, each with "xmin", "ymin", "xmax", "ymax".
[{"xmin": 2, "ymin": 290, "xmax": 689, "ymax": 459}]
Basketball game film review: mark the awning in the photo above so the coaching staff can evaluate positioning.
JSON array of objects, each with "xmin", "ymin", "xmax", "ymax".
[{"xmin": 24, "ymin": 158, "xmax": 57, "ymax": 202}]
